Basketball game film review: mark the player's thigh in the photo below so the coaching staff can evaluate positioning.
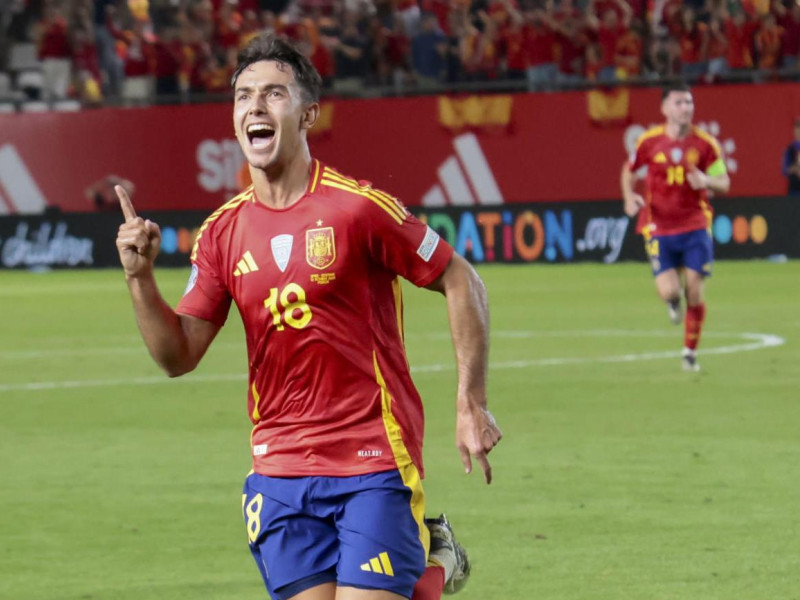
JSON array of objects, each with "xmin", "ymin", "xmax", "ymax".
[
  {"xmin": 335, "ymin": 586, "xmax": 408, "ymax": 600},
  {"xmin": 285, "ymin": 582, "xmax": 337, "ymax": 600},
  {"xmin": 243, "ymin": 474, "xmax": 339, "ymax": 600},
  {"xmin": 682, "ymin": 230, "xmax": 714, "ymax": 279},
  {"xmin": 654, "ymin": 269, "xmax": 681, "ymax": 301},
  {"xmin": 684, "ymin": 268, "xmax": 706, "ymax": 305},
  {"xmin": 335, "ymin": 469, "xmax": 427, "ymax": 597}
]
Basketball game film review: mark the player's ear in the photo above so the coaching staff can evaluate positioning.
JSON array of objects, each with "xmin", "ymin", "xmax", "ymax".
[{"xmin": 301, "ymin": 102, "xmax": 320, "ymax": 132}]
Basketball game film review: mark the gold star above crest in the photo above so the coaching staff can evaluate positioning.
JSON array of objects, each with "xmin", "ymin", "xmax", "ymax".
[{"xmin": 316, "ymin": 219, "xmax": 323, "ymax": 226}]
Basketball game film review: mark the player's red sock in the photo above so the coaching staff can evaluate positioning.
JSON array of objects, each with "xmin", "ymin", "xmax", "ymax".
[
  {"xmin": 684, "ymin": 302, "xmax": 706, "ymax": 351},
  {"xmin": 411, "ymin": 565, "xmax": 445, "ymax": 600}
]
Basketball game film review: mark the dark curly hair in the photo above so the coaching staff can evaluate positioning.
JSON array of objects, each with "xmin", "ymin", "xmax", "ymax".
[
  {"xmin": 231, "ymin": 34, "xmax": 322, "ymax": 104},
  {"xmin": 661, "ymin": 82, "xmax": 691, "ymax": 100}
]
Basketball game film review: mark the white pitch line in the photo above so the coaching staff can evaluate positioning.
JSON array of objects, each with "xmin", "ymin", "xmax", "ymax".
[
  {"xmin": 0, "ymin": 329, "xmax": 762, "ymax": 360},
  {"xmin": 0, "ymin": 332, "xmax": 785, "ymax": 393}
]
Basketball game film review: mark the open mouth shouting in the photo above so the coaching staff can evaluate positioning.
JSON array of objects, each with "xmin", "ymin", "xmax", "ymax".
[{"xmin": 246, "ymin": 123, "xmax": 276, "ymax": 150}]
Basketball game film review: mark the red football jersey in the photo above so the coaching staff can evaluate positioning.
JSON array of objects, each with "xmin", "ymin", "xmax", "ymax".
[
  {"xmin": 177, "ymin": 160, "xmax": 454, "ymax": 478},
  {"xmin": 628, "ymin": 125, "xmax": 724, "ymax": 236}
]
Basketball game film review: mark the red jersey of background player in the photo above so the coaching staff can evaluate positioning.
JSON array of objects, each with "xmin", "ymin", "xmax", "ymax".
[
  {"xmin": 628, "ymin": 125, "xmax": 724, "ymax": 236},
  {"xmin": 177, "ymin": 160, "xmax": 453, "ymax": 478}
]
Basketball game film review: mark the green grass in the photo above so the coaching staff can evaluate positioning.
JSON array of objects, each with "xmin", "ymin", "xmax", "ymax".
[{"xmin": 1, "ymin": 261, "xmax": 798, "ymax": 600}]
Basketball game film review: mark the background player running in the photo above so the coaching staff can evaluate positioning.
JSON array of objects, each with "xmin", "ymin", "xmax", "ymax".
[{"xmin": 620, "ymin": 83, "xmax": 730, "ymax": 372}]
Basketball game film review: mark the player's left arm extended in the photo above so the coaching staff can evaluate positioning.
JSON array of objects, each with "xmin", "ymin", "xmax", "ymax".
[{"xmin": 426, "ymin": 253, "xmax": 502, "ymax": 484}]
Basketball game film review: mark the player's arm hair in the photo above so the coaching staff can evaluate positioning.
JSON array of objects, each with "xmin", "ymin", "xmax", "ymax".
[
  {"xmin": 126, "ymin": 275, "xmax": 221, "ymax": 377},
  {"xmin": 426, "ymin": 253, "xmax": 489, "ymax": 407}
]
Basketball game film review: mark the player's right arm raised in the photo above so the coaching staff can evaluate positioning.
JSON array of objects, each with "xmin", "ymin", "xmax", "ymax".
[{"xmin": 115, "ymin": 186, "xmax": 220, "ymax": 377}]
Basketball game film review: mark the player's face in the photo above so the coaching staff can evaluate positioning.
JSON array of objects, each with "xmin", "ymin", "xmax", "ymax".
[
  {"xmin": 233, "ymin": 60, "xmax": 314, "ymax": 171},
  {"xmin": 661, "ymin": 91, "xmax": 694, "ymax": 128}
]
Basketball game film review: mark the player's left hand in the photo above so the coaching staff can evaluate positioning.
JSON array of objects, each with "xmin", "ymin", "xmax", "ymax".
[
  {"xmin": 686, "ymin": 165, "xmax": 709, "ymax": 190},
  {"xmin": 456, "ymin": 403, "xmax": 502, "ymax": 484}
]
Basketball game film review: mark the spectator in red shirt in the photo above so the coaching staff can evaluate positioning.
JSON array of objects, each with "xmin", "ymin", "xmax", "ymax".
[
  {"xmin": 723, "ymin": 5, "xmax": 757, "ymax": 70},
  {"xmin": 201, "ymin": 47, "xmax": 234, "ymax": 92},
  {"xmin": 648, "ymin": 32, "xmax": 681, "ymax": 78},
  {"xmin": 36, "ymin": 3, "xmax": 72, "ymax": 101},
  {"xmin": 71, "ymin": 25, "xmax": 104, "ymax": 105},
  {"xmin": 383, "ymin": 17, "xmax": 413, "ymax": 88},
  {"xmin": 107, "ymin": 9, "xmax": 157, "ymax": 105},
  {"xmin": 296, "ymin": 17, "xmax": 335, "ymax": 88},
  {"xmin": 214, "ymin": 0, "xmax": 243, "ymax": 50},
  {"xmin": 153, "ymin": 26, "xmax": 183, "ymax": 99},
  {"xmin": 523, "ymin": 8, "xmax": 559, "ymax": 89},
  {"xmin": 553, "ymin": 0, "xmax": 582, "ymax": 25},
  {"xmin": 499, "ymin": 14, "xmax": 527, "ymax": 80},
  {"xmin": 584, "ymin": 41, "xmax": 602, "ymax": 80},
  {"xmin": 676, "ymin": 6, "xmax": 708, "ymax": 79},
  {"xmin": 755, "ymin": 12, "xmax": 784, "ymax": 71},
  {"xmin": 775, "ymin": 0, "xmax": 800, "ymax": 69},
  {"xmin": 552, "ymin": 13, "xmax": 589, "ymax": 84},
  {"xmin": 705, "ymin": 14, "xmax": 729, "ymax": 80},
  {"xmin": 586, "ymin": 0, "xmax": 632, "ymax": 82},
  {"xmin": 614, "ymin": 17, "xmax": 643, "ymax": 77},
  {"xmin": 238, "ymin": 9, "xmax": 262, "ymax": 48},
  {"xmin": 460, "ymin": 10, "xmax": 500, "ymax": 81}
]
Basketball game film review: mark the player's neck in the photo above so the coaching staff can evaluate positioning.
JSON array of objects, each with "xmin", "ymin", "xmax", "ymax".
[
  {"xmin": 250, "ymin": 151, "xmax": 312, "ymax": 209},
  {"xmin": 666, "ymin": 122, "xmax": 691, "ymax": 140}
]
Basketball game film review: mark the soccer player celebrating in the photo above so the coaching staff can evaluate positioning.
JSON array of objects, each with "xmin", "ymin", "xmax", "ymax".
[
  {"xmin": 620, "ymin": 83, "xmax": 730, "ymax": 372},
  {"xmin": 115, "ymin": 34, "xmax": 501, "ymax": 600}
]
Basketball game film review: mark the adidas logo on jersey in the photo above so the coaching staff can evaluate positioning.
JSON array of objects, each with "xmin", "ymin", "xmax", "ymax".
[
  {"xmin": 234, "ymin": 251, "xmax": 259, "ymax": 276},
  {"xmin": 360, "ymin": 552, "xmax": 394, "ymax": 576}
]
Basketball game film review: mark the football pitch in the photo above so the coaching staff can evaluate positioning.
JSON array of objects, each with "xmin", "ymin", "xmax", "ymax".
[{"xmin": 1, "ymin": 260, "xmax": 798, "ymax": 600}]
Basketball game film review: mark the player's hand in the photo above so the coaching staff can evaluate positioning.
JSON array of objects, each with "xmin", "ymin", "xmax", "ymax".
[
  {"xmin": 456, "ymin": 403, "xmax": 502, "ymax": 484},
  {"xmin": 623, "ymin": 193, "xmax": 645, "ymax": 217},
  {"xmin": 115, "ymin": 185, "xmax": 161, "ymax": 278},
  {"xmin": 686, "ymin": 165, "xmax": 709, "ymax": 190}
]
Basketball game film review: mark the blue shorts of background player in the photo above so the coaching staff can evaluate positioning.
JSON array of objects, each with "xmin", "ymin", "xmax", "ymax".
[
  {"xmin": 242, "ymin": 468, "xmax": 428, "ymax": 600},
  {"xmin": 644, "ymin": 228, "xmax": 714, "ymax": 277}
]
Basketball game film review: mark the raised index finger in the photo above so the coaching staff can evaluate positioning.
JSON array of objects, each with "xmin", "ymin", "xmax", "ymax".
[{"xmin": 115, "ymin": 185, "xmax": 137, "ymax": 222}]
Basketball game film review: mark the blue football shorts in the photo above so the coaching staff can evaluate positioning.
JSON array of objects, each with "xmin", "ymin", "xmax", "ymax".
[
  {"xmin": 241, "ymin": 466, "xmax": 429, "ymax": 600},
  {"xmin": 643, "ymin": 228, "xmax": 713, "ymax": 277}
]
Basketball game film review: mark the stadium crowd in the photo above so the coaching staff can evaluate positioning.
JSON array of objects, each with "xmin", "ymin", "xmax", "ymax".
[{"xmin": 0, "ymin": 0, "xmax": 798, "ymax": 106}]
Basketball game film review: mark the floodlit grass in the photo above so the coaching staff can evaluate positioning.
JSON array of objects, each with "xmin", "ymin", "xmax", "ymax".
[{"xmin": 1, "ymin": 261, "xmax": 798, "ymax": 600}]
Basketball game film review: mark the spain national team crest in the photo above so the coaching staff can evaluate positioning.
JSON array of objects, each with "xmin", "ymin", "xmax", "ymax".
[
  {"xmin": 686, "ymin": 147, "xmax": 700, "ymax": 166},
  {"xmin": 306, "ymin": 227, "xmax": 336, "ymax": 270}
]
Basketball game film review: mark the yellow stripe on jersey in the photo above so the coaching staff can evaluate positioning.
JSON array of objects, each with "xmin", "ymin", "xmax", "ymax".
[
  {"xmin": 392, "ymin": 277, "xmax": 405, "ymax": 346},
  {"xmin": 309, "ymin": 159, "xmax": 321, "ymax": 194},
  {"xmin": 320, "ymin": 169, "xmax": 407, "ymax": 224},
  {"xmin": 370, "ymin": 186, "xmax": 409, "ymax": 218},
  {"xmin": 693, "ymin": 126, "xmax": 723, "ymax": 158},
  {"xmin": 373, "ymin": 352, "xmax": 430, "ymax": 559},
  {"xmin": 191, "ymin": 186, "xmax": 254, "ymax": 261},
  {"xmin": 250, "ymin": 381, "xmax": 261, "ymax": 421},
  {"xmin": 635, "ymin": 125, "xmax": 665, "ymax": 150},
  {"xmin": 321, "ymin": 168, "xmax": 406, "ymax": 221},
  {"xmin": 320, "ymin": 179, "xmax": 405, "ymax": 225},
  {"xmin": 700, "ymin": 198, "xmax": 713, "ymax": 233}
]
